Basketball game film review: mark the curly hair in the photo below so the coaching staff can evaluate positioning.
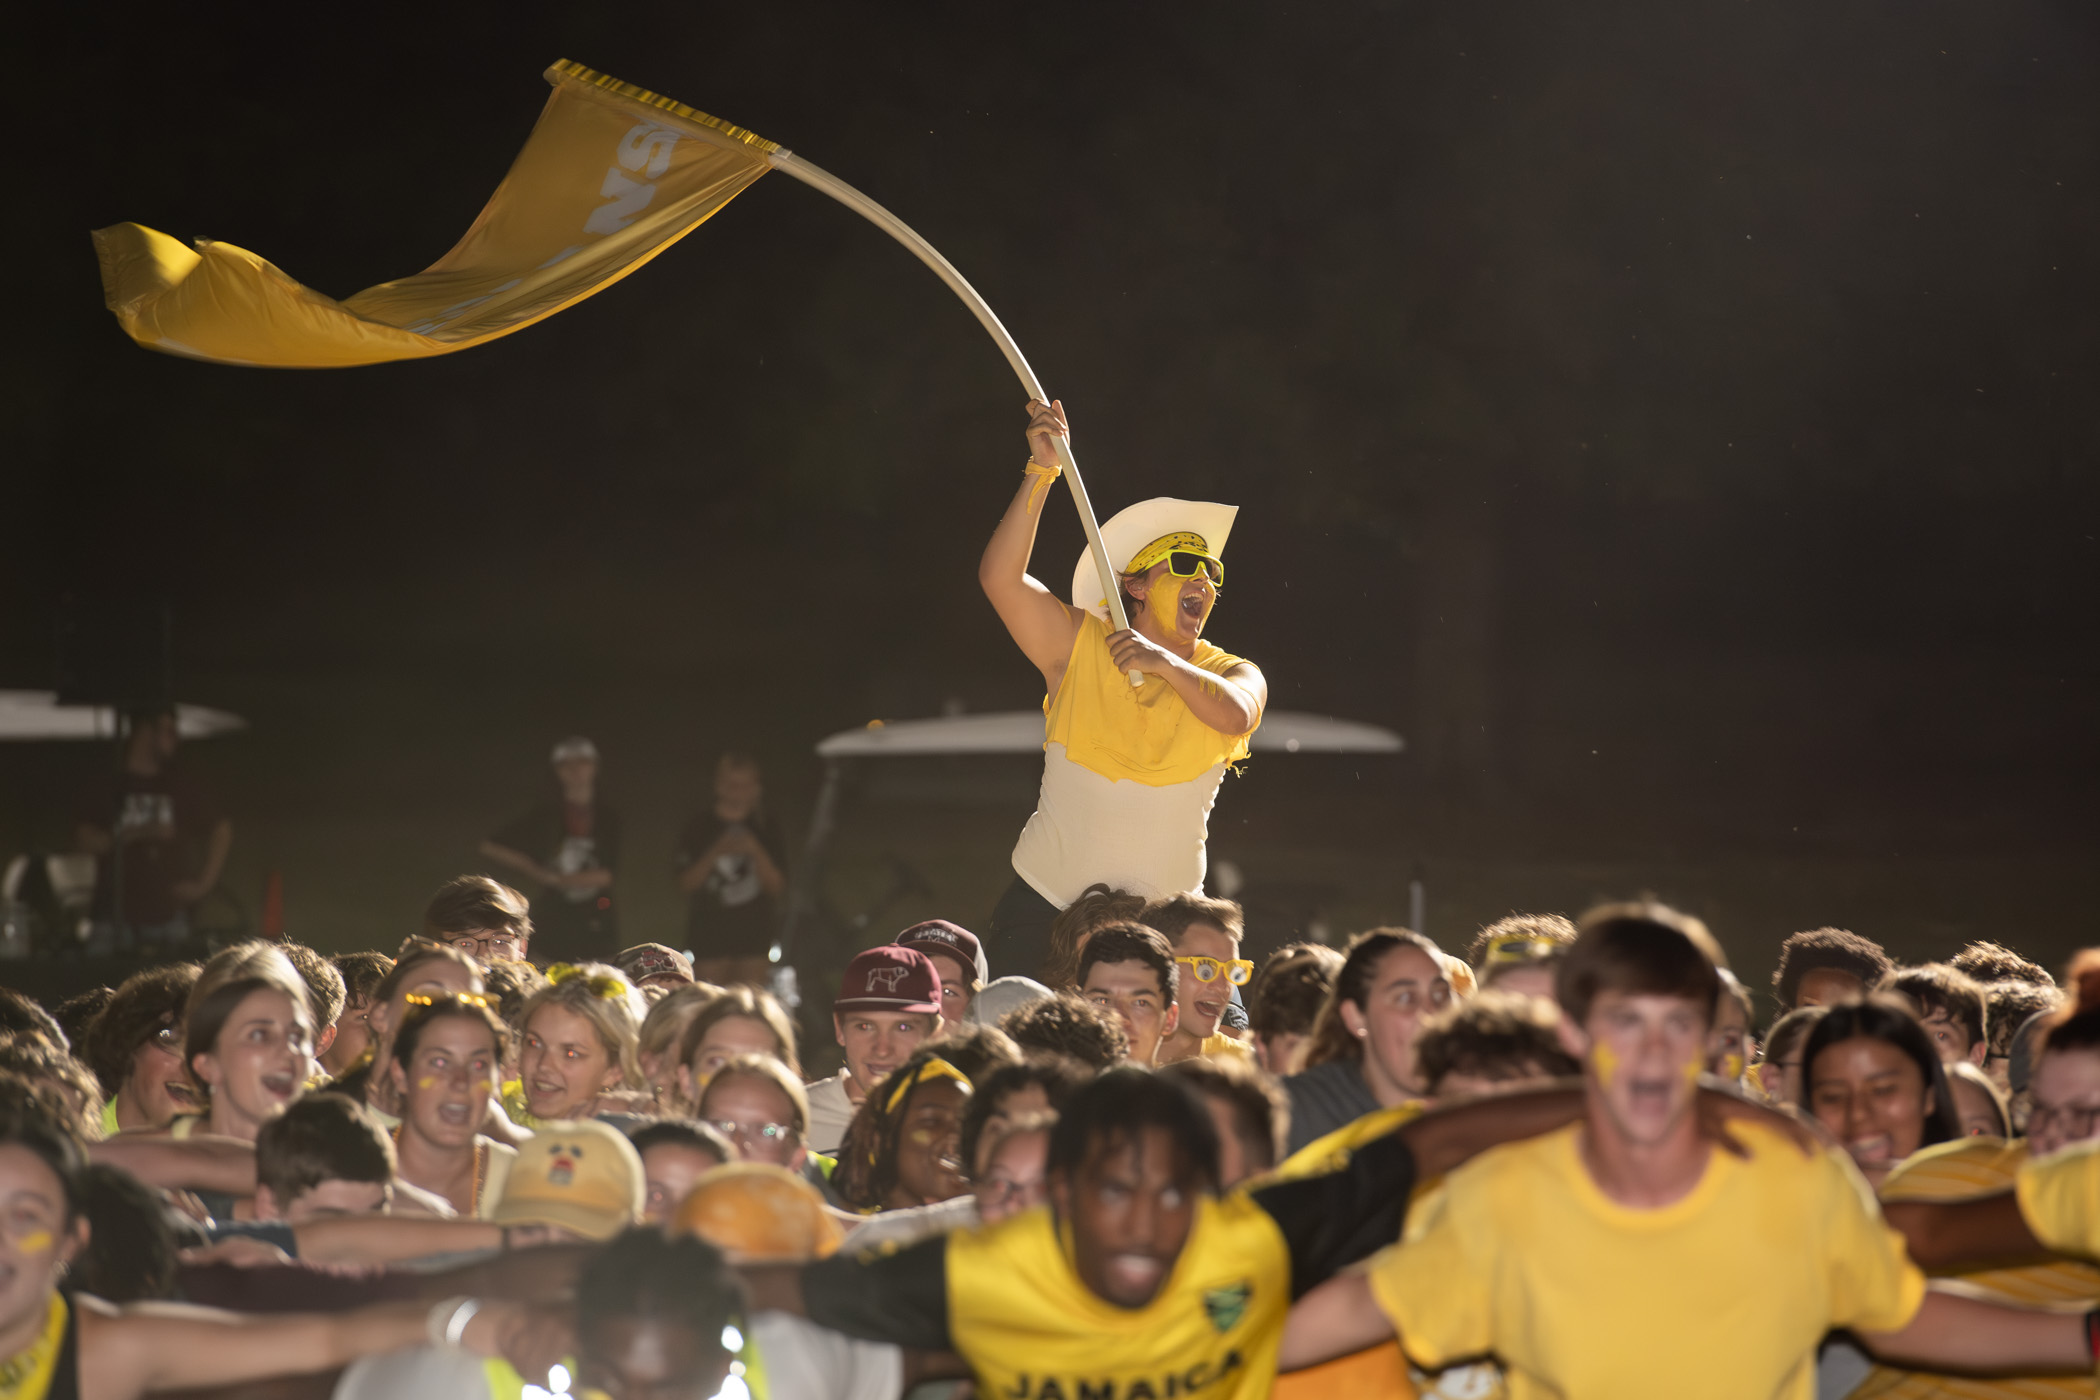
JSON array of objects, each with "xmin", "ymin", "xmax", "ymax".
[
  {"xmin": 576, "ymin": 1228, "xmax": 743, "ymax": 1357},
  {"xmin": 275, "ymin": 941, "xmax": 346, "ymax": 1032},
  {"xmin": 958, "ymin": 1054, "xmax": 1092, "ymax": 1176},
  {"xmin": 999, "ymin": 993, "xmax": 1128, "ymax": 1069},
  {"xmin": 924, "ymin": 1022, "xmax": 1022, "ymax": 1086},
  {"xmin": 1247, "ymin": 943, "xmax": 1345, "ymax": 1039},
  {"xmin": 82, "ymin": 962, "xmax": 199, "ymax": 1097},
  {"xmin": 1044, "ymin": 884, "xmax": 1149, "ymax": 990},
  {"xmin": 1771, "ymin": 928, "xmax": 1892, "ymax": 1011},
  {"xmin": 832, "ymin": 1047, "xmax": 972, "ymax": 1210},
  {"xmin": 0, "ymin": 1036, "xmax": 104, "ymax": 1140},
  {"xmin": 1949, "ymin": 941, "xmax": 2052, "ymax": 989},
  {"xmin": 1414, "ymin": 992, "xmax": 1579, "ymax": 1095}
]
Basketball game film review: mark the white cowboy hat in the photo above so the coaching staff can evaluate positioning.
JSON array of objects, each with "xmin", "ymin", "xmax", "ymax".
[{"xmin": 1071, "ymin": 497, "xmax": 1239, "ymax": 621}]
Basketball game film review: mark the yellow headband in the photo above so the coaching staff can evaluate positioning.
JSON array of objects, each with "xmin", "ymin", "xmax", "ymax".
[
  {"xmin": 402, "ymin": 991, "xmax": 498, "ymax": 1010},
  {"xmin": 882, "ymin": 1056, "xmax": 970, "ymax": 1116},
  {"xmin": 547, "ymin": 964, "xmax": 627, "ymax": 999},
  {"xmin": 1124, "ymin": 531, "xmax": 1212, "ymax": 575}
]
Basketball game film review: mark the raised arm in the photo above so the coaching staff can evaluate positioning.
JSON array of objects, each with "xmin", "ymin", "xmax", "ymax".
[{"xmin": 978, "ymin": 398, "xmax": 1085, "ymax": 688}]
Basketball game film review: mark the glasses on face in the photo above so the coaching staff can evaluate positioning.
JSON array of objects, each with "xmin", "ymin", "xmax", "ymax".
[
  {"xmin": 709, "ymin": 1119, "xmax": 791, "ymax": 1144},
  {"xmin": 1163, "ymin": 551, "xmax": 1224, "ymax": 588},
  {"xmin": 974, "ymin": 1176, "xmax": 1038, "ymax": 1207},
  {"xmin": 2030, "ymin": 1101, "xmax": 2100, "ymax": 1142},
  {"xmin": 1175, "ymin": 955, "xmax": 1254, "ymax": 987}
]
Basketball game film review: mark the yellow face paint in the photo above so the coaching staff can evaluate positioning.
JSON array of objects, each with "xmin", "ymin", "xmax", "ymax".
[
  {"xmin": 1589, "ymin": 1039, "xmax": 1619, "ymax": 1089},
  {"xmin": 1721, "ymin": 1052, "xmax": 1746, "ymax": 1082},
  {"xmin": 16, "ymin": 1229, "xmax": 52, "ymax": 1255},
  {"xmin": 1683, "ymin": 1054, "xmax": 1705, "ymax": 1087},
  {"xmin": 416, "ymin": 1076, "xmax": 437, "ymax": 1090}
]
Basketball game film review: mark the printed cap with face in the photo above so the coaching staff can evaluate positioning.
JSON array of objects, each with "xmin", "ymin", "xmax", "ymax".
[
  {"xmin": 550, "ymin": 735, "xmax": 599, "ymax": 765},
  {"xmin": 489, "ymin": 1119, "xmax": 643, "ymax": 1240},
  {"xmin": 834, "ymin": 945, "xmax": 941, "ymax": 1015},
  {"xmin": 613, "ymin": 942, "xmax": 695, "ymax": 987},
  {"xmin": 895, "ymin": 921, "xmax": 989, "ymax": 988},
  {"xmin": 670, "ymin": 1162, "xmax": 844, "ymax": 1262},
  {"xmin": 1071, "ymin": 497, "xmax": 1239, "ymax": 621}
]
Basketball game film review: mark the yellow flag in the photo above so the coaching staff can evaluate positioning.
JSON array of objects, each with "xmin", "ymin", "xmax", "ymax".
[{"xmin": 93, "ymin": 62, "xmax": 776, "ymax": 368}]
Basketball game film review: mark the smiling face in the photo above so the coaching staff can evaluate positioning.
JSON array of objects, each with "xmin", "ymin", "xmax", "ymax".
[
  {"xmin": 1053, "ymin": 1126, "xmax": 1200, "ymax": 1310},
  {"xmin": 521, "ymin": 1002, "xmax": 621, "ymax": 1121},
  {"xmin": 1170, "ymin": 923, "xmax": 1240, "ymax": 1042},
  {"xmin": 395, "ymin": 1013, "xmax": 500, "ymax": 1153},
  {"xmin": 194, "ymin": 986, "xmax": 314, "ymax": 1140},
  {"xmin": 890, "ymin": 1078, "xmax": 969, "ymax": 1209},
  {"xmin": 1809, "ymin": 1034, "xmax": 1934, "ymax": 1184},
  {"xmin": 1128, "ymin": 562, "xmax": 1216, "ymax": 645},
  {"xmin": 833, "ymin": 1011, "xmax": 934, "ymax": 1096},
  {"xmin": 1081, "ymin": 960, "xmax": 1179, "ymax": 1066},
  {"xmin": 1340, "ymin": 945, "xmax": 1452, "ymax": 1103},
  {"xmin": 0, "ymin": 1144, "xmax": 84, "ymax": 1339},
  {"xmin": 1569, "ymin": 990, "xmax": 1709, "ymax": 1148},
  {"xmin": 121, "ymin": 1022, "xmax": 199, "ymax": 1126}
]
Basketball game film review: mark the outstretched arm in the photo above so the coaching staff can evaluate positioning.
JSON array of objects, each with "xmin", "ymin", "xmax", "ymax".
[
  {"xmin": 1278, "ymin": 1272, "xmax": 1396, "ymax": 1372},
  {"xmin": 1860, "ymin": 1285, "xmax": 2088, "ymax": 1374},
  {"xmin": 1881, "ymin": 1191, "xmax": 2049, "ymax": 1272},
  {"xmin": 979, "ymin": 399, "xmax": 1084, "ymax": 688}
]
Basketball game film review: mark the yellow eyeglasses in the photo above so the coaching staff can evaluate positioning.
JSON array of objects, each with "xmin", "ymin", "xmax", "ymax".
[
  {"xmin": 1481, "ymin": 936, "xmax": 1560, "ymax": 969},
  {"xmin": 1176, "ymin": 955, "xmax": 1254, "ymax": 987}
]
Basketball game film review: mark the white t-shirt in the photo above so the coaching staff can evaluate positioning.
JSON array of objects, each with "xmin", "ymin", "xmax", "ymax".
[
  {"xmin": 804, "ymin": 1072, "xmax": 857, "ymax": 1154},
  {"xmin": 751, "ymin": 1312, "xmax": 902, "ymax": 1400},
  {"xmin": 1011, "ymin": 742, "xmax": 1227, "ymax": 907}
]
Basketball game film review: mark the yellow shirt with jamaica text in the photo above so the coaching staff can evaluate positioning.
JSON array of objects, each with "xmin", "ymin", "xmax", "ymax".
[
  {"xmin": 1369, "ymin": 1120, "xmax": 1925, "ymax": 1400},
  {"xmin": 802, "ymin": 1123, "xmax": 1421, "ymax": 1400}
]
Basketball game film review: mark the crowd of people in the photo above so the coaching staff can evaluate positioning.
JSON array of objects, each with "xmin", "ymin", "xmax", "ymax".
[
  {"xmin": 13, "ymin": 403, "xmax": 2096, "ymax": 1396},
  {"xmin": 3, "ymin": 875, "xmax": 2100, "ymax": 1399}
]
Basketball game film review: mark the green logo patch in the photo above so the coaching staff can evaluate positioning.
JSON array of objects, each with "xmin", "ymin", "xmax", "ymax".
[{"xmin": 1203, "ymin": 1281, "xmax": 1251, "ymax": 1333}]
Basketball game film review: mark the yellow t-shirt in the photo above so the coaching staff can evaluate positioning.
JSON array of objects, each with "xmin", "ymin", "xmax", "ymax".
[
  {"xmin": 1368, "ymin": 1120, "xmax": 1925, "ymax": 1400},
  {"xmin": 942, "ymin": 1198, "xmax": 1288, "ymax": 1399},
  {"xmin": 1044, "ymin": 612, "xmax": 1256, "ymax": 786},
  {"xmin": 1857, "ymin": 1137, "xmax": 2100, "ymax": 1400},
  {"xmin": 2017, "ymin": 1135, "xmax": 2100, "ymax": 1259},
  {"xmin": 1201, "ymin": 1031, "xmax": 1254, "ymax": 1061}
]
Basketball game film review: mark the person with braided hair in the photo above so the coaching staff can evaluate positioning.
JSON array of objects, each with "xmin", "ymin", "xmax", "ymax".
[{"xmin": 831, "ymin": 1048, "xmax": 972, "ymax": 1214}]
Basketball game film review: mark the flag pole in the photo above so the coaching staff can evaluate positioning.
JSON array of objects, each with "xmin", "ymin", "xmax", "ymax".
[{"xmin": 765, "ymin": 150, "xmax": 1146, "ymax": 688}]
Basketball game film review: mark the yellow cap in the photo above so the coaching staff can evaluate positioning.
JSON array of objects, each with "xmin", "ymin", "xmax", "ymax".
[{"xmin": 489, "ymin": 1119, "xmax": 644, "ymax": 1240}]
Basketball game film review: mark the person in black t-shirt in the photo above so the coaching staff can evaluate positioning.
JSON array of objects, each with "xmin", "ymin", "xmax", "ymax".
[
  {"xmin": 674, "ymin": 752, "xmax": 785, "ymax": 987},
  {"xmin": 480, "ymin": 736, "xmax": 620, "ymax": 964},
  {"xmin": 73, "ymin": 705, "xmax": 231, "ymax": 955}
]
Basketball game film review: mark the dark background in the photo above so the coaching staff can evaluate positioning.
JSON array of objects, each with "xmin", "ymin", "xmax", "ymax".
[{"xmin": 4, "ymin": 0, "xmax": 2094, "ymax": 1016}]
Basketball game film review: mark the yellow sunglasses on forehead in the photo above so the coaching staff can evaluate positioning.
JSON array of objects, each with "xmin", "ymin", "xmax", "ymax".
[
  {"xmin": 1126, "ymin": 532, "xmax": 1224, "ymax": 589},
  {"xmin": 1481, "ymin": 935, "xmax": 1561, "ymax": 969},
  {"xmin": 1176, "ymin": 955, "xmax": 1255, "ymax": 986}
]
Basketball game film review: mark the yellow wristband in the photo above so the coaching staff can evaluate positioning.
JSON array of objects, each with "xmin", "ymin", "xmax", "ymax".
[{"xmin": 1023, "ymin": 459, "xmax": 1062, "ymax": 511}]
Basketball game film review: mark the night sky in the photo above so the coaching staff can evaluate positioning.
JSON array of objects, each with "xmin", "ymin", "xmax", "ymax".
[{"xmin": 6, "ymin": 1, "xmax": 2095, "ymax": 1001}]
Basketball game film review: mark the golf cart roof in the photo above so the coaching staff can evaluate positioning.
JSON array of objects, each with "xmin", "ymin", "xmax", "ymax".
[
  {"xmin": 816, "ymin": 709, "xmax": 1402, "ymax": 758},
  {"xmin": 0, "ymin": 691, "xmax": 248, "ymax": 742}
]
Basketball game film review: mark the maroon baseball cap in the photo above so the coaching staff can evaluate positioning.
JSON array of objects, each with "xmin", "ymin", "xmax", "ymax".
[
  {"xmin": 895, "ymin": 920, "xmax": 989, "ymax": 988},
  {"xmin": 834, "ymin": 945, "xmax": 941, "ymax": 1014}
]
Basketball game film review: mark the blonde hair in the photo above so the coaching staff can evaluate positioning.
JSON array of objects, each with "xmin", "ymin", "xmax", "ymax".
[
  {"xmin": 517, "ymin": 963, "xmax": 647, "ymax": 1089},
  {"xmin": 639, "ymin": 983, "xmax": 726, "ymax": 1068}
]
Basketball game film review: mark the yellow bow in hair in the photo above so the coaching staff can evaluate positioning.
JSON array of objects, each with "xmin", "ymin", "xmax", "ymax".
[{"xmin": 547, "ymin": 964, "xmax": 627, "ymax": 998}]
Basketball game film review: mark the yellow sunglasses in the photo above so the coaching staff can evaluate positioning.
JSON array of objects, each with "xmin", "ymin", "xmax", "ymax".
[
  {"xmin": 1176, "ymin": 955, "xmax": 1254, "ymax": 987},
  {"xmin": 1481, "ymin": 935, "xmax": 1560, "ymax": 969},
  {"xmin": 1127, "ymin": 532, "xmax": 1224, "ymax": 589}
]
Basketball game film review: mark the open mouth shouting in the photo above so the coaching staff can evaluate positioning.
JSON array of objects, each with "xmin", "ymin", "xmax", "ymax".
[
  {"xmin": 259, "ymin": 1070, "xmax": 300, "ymax": 1103},
  {"xmin": 436, "ymin": 1099, "xmax": 477, "ymax": 1130}
]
